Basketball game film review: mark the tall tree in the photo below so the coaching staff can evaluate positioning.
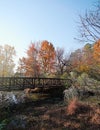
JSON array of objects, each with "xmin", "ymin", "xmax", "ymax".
[
  {"xmin": 39, "ymin": 40, "xmax": 56, "ymax": 76},
  {"xmin": 17, "ymin": 57, "xmax": 26, "ymax": 76},
  {"xmin": 0, "ymin": 44, "xmax": 16, "ymax": 77},
  {"xmin": 93, "ymin": 39, "xmax": 100, "ymax": 63},
  {"xmin": 87, "ymin": 40, "xmax": 100, "ymax": 79},
  {"xmin": 82, "ymin": 43, "xmax": 93, "ymax": 71},
  {"xmin": 70, "ymin": 49, "xmax": 82, "ymax": 71},
  {"xmin": 69, "ymin": 44, "xmax": 93, "ymax": 73},
  {"xmin": 18, "ymin": 41, "xmax": 56, "ymax": 77},
  {"xmin": 17, "ymin": 43, "xmax": 40, "ymax": 77}
]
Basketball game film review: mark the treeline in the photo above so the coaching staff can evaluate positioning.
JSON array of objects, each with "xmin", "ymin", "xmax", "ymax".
[
  {"xmin": 16, "ymin": 40, "xmax": 100, "ymax": 79},
  {"xmin": 0, "ymin": 39, "xmax": 99, "ymax": 79}
]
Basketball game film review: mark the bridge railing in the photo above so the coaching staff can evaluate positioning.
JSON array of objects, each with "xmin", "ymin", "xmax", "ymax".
[{"xmin": 0, "ymin": 77, "xmax": 72, "ymax": 90}]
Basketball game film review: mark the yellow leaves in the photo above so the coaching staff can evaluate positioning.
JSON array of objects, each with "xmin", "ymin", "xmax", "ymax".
[
  {"xmin": 78, "ymin": 65, "xmax": 90, "ymax": 73},
  {"xmin": 0, "ymin": 44, "xmax": 16, "ymax": 76},
  {"xmin": 40, "ymin": 40, "xmax": 55, "ymax": 59}
]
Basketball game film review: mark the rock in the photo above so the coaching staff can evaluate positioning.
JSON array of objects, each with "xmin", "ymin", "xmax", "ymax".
[
  {"xmin": 30, "ymin": 87, "xmax": 42, "ymax": 93},
  {"xmin": 0, "ymin": 91, "xmax": 27, "ymax": 108},
  {"xmin": 24, "ymin": 87, "xmax": 42, "ymax": 94},
  {"xmin": 24, "ymin": 88, "xmax": 31, "ymax": 94}
]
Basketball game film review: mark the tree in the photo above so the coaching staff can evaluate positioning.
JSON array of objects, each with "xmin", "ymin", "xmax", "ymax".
[
  {"xmin": 17, "ymin": 40, "xmax": 56, "ymax": 77},
  {"xmin": 0, "ymin": 44, "xmax": 16, "ymax": 77},
  {"xmin": 69, "ymin": 49, "xmax": 82, "ymax": 72},
  {"xmin": 17, "ymin": 43, "xmax": 40, "ymax": 77},
  {"xmin": 17, "ymin": 57, "xmax": 26, "ymax": 76},
  {"xmin": 81, "ymin": 43, "xmax": 93, "ymax": 72},
  {"xmin": 69, "ymin": 44, "xmax": 93, "ymax": 73},
  {"xmin": 39, "ymin": 40, "xmax": 56, "ymax": 76},
  {"xmin": 78, "ymin": 2, "xmax": 100, "ymax": 43},
  {"xmin": 55, "ymin": 47, "xmax": 70, "ymax": 76},
  {"xmin": 93, "ymin": 39, "xmax": 100, "ymax": 63}
]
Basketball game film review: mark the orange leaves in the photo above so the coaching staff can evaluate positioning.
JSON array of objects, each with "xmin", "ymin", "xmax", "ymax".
[
  {"xmin": 27, "ymin": 43, "xmax": 37, "ymax": 57},
  {"xmin": 39, "ymin": 40, "xmax": 56, "ymax": 74},
  {"xmin": 18, "ymin": 42, "xmax": 40, "ymax": 77},
  {"xmin": 93, "ymin": 39, "xmax": 100, "ymax": 63},
  {"xmin": 18, "ymin": 41, "xmax": 56, "ymax": 77},
  {"xmin": 17, "ymin": 39, "xmax": 100, "ymax": 77},
  {"xmin": 40, "ymin": 40, "xmax": 55, "ymax": 60}
]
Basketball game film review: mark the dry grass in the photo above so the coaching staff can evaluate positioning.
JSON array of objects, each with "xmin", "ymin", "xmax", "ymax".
[
  {"xmin": 91, "ymin": 107, "xmax": 100, "ymax": 124},
  {"xmin": 2, "ymin": 98, "xmax": 100, "ymax": 130}
]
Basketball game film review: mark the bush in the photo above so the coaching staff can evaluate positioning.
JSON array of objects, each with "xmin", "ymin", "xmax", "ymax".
[
  {"xmin": 70, "ymin": 71, "xmax": 77, "ymax": 82},
  {"xmin": 64, "ymin": 86, "xmax": 79, "ymax": 103},
  {"xmin": 77, "ymin": 73, "xmax": 88, "ymax": 86},
  {"xmin": 67, "ymin": 98, "xmax": 91, "ymax": 115},
  {"xmin": 60, "ymin": 72, "xmax": 68, "ymax": 79},
  {"xmin": 0, "ymin": 119, "xmax": 9, "ymax": 130},
  {"xmin": 67, "ymin": 97, "xmax": 78, "ymax": 115}
]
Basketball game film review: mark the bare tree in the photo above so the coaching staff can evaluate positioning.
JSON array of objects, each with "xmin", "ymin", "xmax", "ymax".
[
  {"xmin": 78, "ymin": 1, "xmax": 100, "ymax": 43},
  {"xmin": 55, "ymin": 48, "xmax": 70, "ymax": 76}
]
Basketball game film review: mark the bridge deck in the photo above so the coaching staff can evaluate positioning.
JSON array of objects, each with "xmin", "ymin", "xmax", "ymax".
[{"xmin": 0, "ymin": 77, "xmax": 71, "ymax": 91}]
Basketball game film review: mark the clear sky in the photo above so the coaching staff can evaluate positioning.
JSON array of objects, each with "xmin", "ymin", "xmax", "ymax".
[{"xmin": 0, "ymin": 0, "xmax": 96, "ymax": 65}]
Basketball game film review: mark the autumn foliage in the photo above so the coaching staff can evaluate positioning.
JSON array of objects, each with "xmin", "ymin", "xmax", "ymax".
[
  {"xmin": 17, "ymin": 43, "xmax": 40, "ymax": 77},
  {"xmin": 17, "ymin": 39, "xmax": 100, "ymax": 78},
  {"xmin": 93, "ymin": 39, "xmax": 100, "ymax": 63},
  {"xmin": 18, "ymin": 41, "xmax": 56, "ymax": 77},
  {"xmin": 39, "ymin": 40, "xmax": 56, "ymax": 75}
]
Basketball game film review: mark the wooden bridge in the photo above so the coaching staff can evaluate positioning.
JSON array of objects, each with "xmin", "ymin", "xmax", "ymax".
[{"xmin": 0, "ymin": 77, "xmax": 71, "ymax": 91}]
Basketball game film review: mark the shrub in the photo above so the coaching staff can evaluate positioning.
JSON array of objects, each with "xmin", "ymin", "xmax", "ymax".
[
  {"xmin": 67, "ymin": 98, "xmax": 91, "ymax": 115},
  {"xmin": 60, "ymin": 72, "xmax": 68, "ymax": 79},
  {"xmin": 77, "ymin": 73, "xmax": 88, "ymax": 86},
  {"xmin": 67, "ymin": 97, "xmax": 78, "ymax": 115},
  {"xmin": 0, "ymin": 119, "xmax": 9, "ymax": 130},
  {"xmin": 64, "ymin": 87, "xmax": 79, "ymax": 103},
  {"xmin": 70, "ymin": 71, "xmax": 77, "ymax": 82}
]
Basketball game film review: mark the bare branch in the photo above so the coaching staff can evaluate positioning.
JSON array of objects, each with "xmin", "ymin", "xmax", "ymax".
[{"xmin": 77, "ymin": 2, "xmax": 100, "ymax": 43}]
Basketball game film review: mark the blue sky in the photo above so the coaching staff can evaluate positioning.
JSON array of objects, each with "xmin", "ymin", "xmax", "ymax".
[{"xmin": 0, "ymin": 0, "xmax": 96, "ymax": 65}]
